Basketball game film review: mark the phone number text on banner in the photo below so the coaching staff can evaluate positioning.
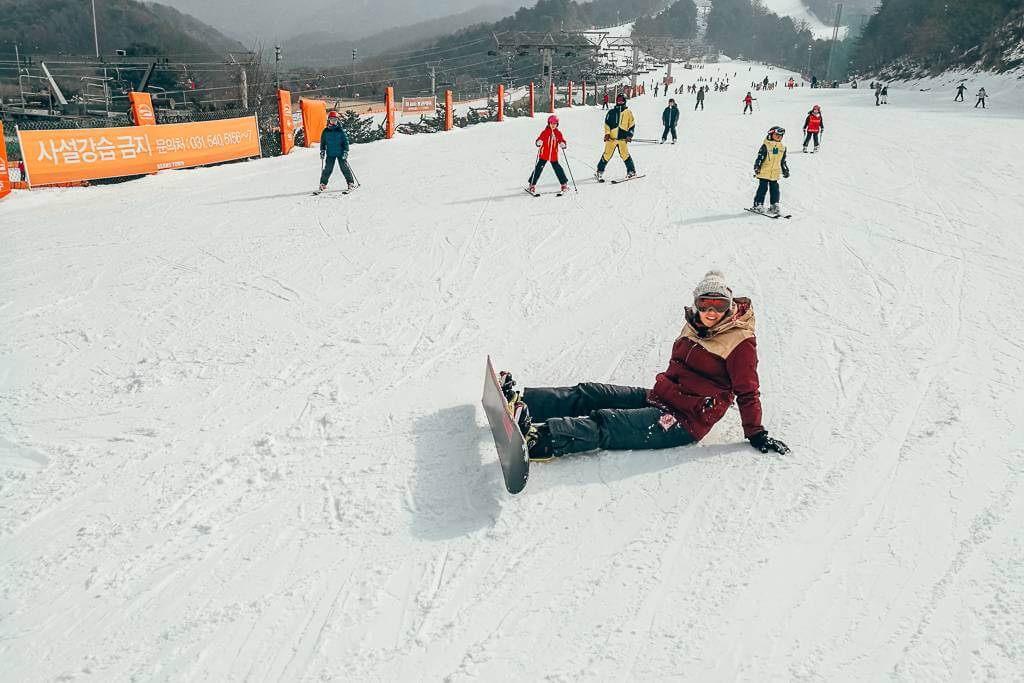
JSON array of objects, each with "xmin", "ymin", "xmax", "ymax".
[{"xmin": 18, "ymin": 116, "xmax": 262, "ymax": 187}]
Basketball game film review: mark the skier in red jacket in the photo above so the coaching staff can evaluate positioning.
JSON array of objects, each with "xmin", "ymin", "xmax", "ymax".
[
  {"xmin": 527, "ymin": 115, "xmax": 569, "ymax": 194},
  {"xmin": 500, "ymin": 270, "xmax": 790, "ymax": 460},
  {"xmin": 802, "ymin": 104, "xmax": 824, "ymax": 152}
]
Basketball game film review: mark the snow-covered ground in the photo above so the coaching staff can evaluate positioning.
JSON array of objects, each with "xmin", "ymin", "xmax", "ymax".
[
  {"xmin": 760, "ymin": 0, "xmax": 842, "ymax": 39},
  {"xmin": 3, "ymin": 61, "xmax": 1024, "ymax": 680}
]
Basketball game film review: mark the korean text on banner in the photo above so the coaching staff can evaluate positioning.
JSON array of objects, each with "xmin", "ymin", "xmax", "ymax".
[
  {"xmin": 0, "ymin": 122, "xmax": 10, "ymax": 199},
  {"xmin": 401, "ymin": 96, "xmax": 436, "ymax": 114},
  {"xmin": 17, "ymin": 116, "xmax": 261, "ymax": 187},
  {"xmin": 300, "ymin": 99, "xmax": 327, "ymax": 147},
  {"xmin": 278, "ymin": 89, "xmax": 295, "ymax": 155},
  {"xmin": 129, "ymin": 91, "xmax": 157, "ymax": 126}
]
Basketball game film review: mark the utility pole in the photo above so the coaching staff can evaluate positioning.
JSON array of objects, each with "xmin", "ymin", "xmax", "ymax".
[
  {"xmin": 91, "ymin": 0, "xmax": 100, "ymax": 58},
  {"xmin": 429, "ymin": 65, "xmax": 436, "ymax": 94},
  {"xmin": 824, "ymin": 2, "xmax": 843, "ymax": 82},
  {"xmin": 14, "ymin": 42, "xmax": 26, "ymax": 108},
  {"xmin": 352, "ymin": 48, "xmax": 357, "ymax": 95},
  {"xmin": 806, "ymin": 44, "xmax": 813, "ymax": 78},
  {"xmin": 630, "ymin": 43, "xmax": 639, "ymax": 90},
  {"xmin": 275, "ymin": 44, "xmax": 282, "ymax": 89}
]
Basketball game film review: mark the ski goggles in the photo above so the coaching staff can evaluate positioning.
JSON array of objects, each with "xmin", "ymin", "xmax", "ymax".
[{"xmin": 695, "ymin": 296, "xmax": 732, "ymax": 313}]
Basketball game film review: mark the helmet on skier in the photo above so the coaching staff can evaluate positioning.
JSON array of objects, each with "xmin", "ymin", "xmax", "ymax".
[
  {"xmin": 547, "ymin": 114, "xmax": 559, "ymax": 125},
  {"xmin": 327, "ymin": 110, "xmax": 340, "ymax": 124},
  {"xmin": 812, "ymin": 104, "xmax": 821, "ymax": 112},
  {"xmin": 767, "ymin": 125, "xmax": 785, "ymax": 138},
  {"xmin": 616, "ymin": 93, "xmax": 627, "ymax": 105}
]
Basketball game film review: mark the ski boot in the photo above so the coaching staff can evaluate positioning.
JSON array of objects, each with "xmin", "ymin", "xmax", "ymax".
[
  {"xmin": 346, "ymin": 182, "xmax": 357, "ymax": 191},
  {"xmin": 318, "ymin": 183, "xmax": 327, "ymax": 192},
  {"xmin": 559, "ymin": 183, "xmax": 568, "ymax": 193},
  {"xmin": 802, "ymin": 146, "xmax": 808, "ymax": 153},
  {"xmin": 768, "ymin": 203, "xmax": 781, "ymax": 217},
  {"xmin": 750, "ymin": 204, "xmax": 765, "ymax": 214},
  {"xmin": 626, "ymin": 170, "xmax": 637, "ymax": 179},
  {"xmin": 813, "ymin": 145, "xmax": 819, "ymax": 153},
  {"xmin": 510, "ymin": 400, "xmax": 557, "ymax": 461},
  {"xmin": 594, "ymin": 171, "xmax": 604, "ymax": 181}
]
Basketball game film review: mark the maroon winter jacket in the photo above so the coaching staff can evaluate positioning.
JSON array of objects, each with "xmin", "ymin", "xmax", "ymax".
[{"xmin": 647, "ymin": 298, "xmax": 764, "ymax": 441}]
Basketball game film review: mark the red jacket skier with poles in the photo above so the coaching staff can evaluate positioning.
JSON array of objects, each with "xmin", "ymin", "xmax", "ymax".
[{"xmin": 527, "ymin": 115, "xmax": 570, "ymax": 195}]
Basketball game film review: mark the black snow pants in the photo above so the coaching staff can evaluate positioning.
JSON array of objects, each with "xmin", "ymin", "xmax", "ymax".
[
  {"xmin": 975, "ymin": 98, "xmax": 986, "ymax": 109},
  {"xmin": 754, "ymin": 178, "xmax": 780, "ymax": 206},
  {"xmin": 528, "ymin": 158, "xmax": 568, "ymax": 186},
  {"xmin": 802, "ymin": 131, "xmax": 820, "ymax": 147},
  {"xmin": 695, "ymin": 99, "xmax": 704, "ymax": 110},
  {"xmin": 321, "ymin": 155, "xmax": 355, "ymax": 186},
  {"xmin": 743, "ymin": 103, "xmax": 753, "ymax": 114},
  {"xmin": 661, "ymin": 123, "xmax": 677, "ymax": 142},
  {"xmin": 523, "ymin": 383, "xmax": 694, "ymax": 456}
]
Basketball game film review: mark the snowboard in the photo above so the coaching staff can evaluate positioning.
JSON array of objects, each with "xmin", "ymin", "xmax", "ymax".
[
  {"xmin": 745, "ymin": 208, "xmax": 792, "ymax": 220},
  {"xmin": 481, "ymin": 356, "xmax": 530, "ymax": 494}
]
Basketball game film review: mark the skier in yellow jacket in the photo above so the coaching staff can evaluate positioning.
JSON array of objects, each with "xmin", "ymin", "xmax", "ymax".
[
  {"xmin": 751, "ymin": 125, "xmax": 790, "ymax": 216},
  {"xmin": 595, "ymin": 93, "xmax": 637, "ymax": 181}
]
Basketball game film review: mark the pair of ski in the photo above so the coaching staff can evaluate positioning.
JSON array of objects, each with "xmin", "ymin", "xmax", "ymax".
[
  {"xmin": 312, "ymin": 186, "xmax": 357, "ymax": 196},
  {"xmin": 599, "ymin": 174, "xmax": 645, "ymax": 185},
  {"xmin": 744, "ymin": 208, "xmax": 792, "ymax": 220},
  {"xmin": 524, "ymin": 188, "xmax": 568, "ymax": 197}
]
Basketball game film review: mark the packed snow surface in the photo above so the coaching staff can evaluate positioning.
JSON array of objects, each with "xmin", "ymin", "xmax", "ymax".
[{"xmin": 2, "ymin": 61, "xmax": 1024, "ymax": 680}]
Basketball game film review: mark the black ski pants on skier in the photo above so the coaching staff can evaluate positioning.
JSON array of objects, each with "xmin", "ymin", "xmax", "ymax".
[
  {"xmin": 528, "ymin": 159, "xmax": 568, "ymax": 186},
  {"xmin": 975, "ymin": 98, "xmax": 986, "ymax": 109},
  {"xmin": 743, "ymin": 103, "xmax": 753, "ymax": 114},
  {"xmin": 802, "ymin": 131, "xmax": 820, "ymax": 147},
  {"xmin": 754, "ymin": 178, "xmax": 780, "ymax": 206},
  {"xmin": 695, "ymin": 100, "xmax": 704, "ymax": 110},
  {"xmin": 661, "ymin": 123, "xmax": 677, "ymax": 142},
  {"xmin": 522, "ymin": 383, "xmax": 694, "ymax": 456},
  {"xmin": 321, "ymin": 155, "xmax": 354, "ymax": 186},
  {"xmin": 955, "ymin": 91, "xmax": 964, "ymax": 101}
]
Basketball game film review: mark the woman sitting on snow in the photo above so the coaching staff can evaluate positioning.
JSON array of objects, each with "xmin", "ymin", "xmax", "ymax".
[{"xmin": 502, "ymin": 271, "xmax": 790, "ymax": 460}]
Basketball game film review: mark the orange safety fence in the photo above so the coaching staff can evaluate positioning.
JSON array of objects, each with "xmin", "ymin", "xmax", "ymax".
[{"xmin": 17, "ymin": 116, "xmax": 261, "ymax": 187}]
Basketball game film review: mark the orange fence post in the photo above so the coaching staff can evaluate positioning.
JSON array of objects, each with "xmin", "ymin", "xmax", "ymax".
[
  {"xmin": 582, "ymin": 80, "xmax": 587, "ymax": 106},
  {"xmin": 0, "ymin": 122, "xmax": 10, "ymax": 200},
  {"xmin": 497, "ymin": 83, "xmax": 504, "ymax": 122},
  {"xmin": 549, "ymin": 83, "xmax": 555, "ymax": 113},
  {"xmin": 128, "ymin": 91, "xmax": 156, "ymax": 126},
  {"xmin": 529, "ymin": 82, "xmax": 535, "ymax": 117},
  {"xmin": 445, "ymin": 90, "xmax": 453, "ymax": 131},
  {"xmin": 385, "ymin": 87, "xmax": 395, "ymax": 139},
  {"xmin": 277, "ymin": 89, "xmax": 295, "ymax": 154}
]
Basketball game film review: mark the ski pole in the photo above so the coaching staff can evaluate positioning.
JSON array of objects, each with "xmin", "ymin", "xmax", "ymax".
[{"xmin": 562, "ymin": 150, "xmax": 578, "ymax": 193}]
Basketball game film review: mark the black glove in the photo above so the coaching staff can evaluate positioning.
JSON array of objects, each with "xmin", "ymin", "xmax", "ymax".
[
  {"xmin": 320, "ymin": 150, "xmax": 326, "ymax": 160},
  {"xmin": 782, "ymin": 170, "xmax": 790, "ymax": 178},
  {"xmin": 749, "ymin": 431, "xmax": 790, "ymax": 455}
]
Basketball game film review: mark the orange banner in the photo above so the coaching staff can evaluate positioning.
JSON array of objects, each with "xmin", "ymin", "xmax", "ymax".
[
  {"xmin": 385, "ymin": 87, "xmax": 394, "ymax": 139},
  {"xmin": 129, "ymin": 91, "xmax": 156, "ymax": 126},
  {"xmin": 278, "ymin": 89, "xmax": 295, "ymax": 155},
  {"xmin": 444, "ymin": 90, "xmax": 453, "ymax": 131},
  {"xmin": 497, "ymin": 84, "xmax": 504, "ymax": 122},
  {"xmin": 0, "ymin": 122, "xmax": 11, "ymax": 199},
  {"xmin": 17, "ymin": 116, "xmax": 261, "ymax": 187},
  {"xmin": 300, "ymin": 99, "xmax": 327, "ymax": 147}
]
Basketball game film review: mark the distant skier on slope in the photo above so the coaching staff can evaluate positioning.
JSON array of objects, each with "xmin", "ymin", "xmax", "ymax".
[
  {"xmin": 880, "ymin": 84, "xmax": 889, "ymax": 104},
  {"xmin": 742, "ymin": 92, "xmax": 756, "ymax": 114},
  {"xmin": 318, "ymin": 110, "xmax": 356, "ymax": 193},
  {"xmin": 802, "ymin": 104, "xmax": 824, "ymax": 152},
  {"xmin": 596, "ymin": 93, "xmax": 636, "ymax": 181},
  {"xmin": 498, "ymin": 270, "xmax": 790, "ymax": 461},
  {"xmin": 694, "ymin": 85, "xmax": 705, "ymax": 110},
  {"xmin": 661, "ymin": 98, "xmax": 679, "ymax": 144},
  {"xmin": 975, "ymin": 87, "xmax": 988, "ymax": 108},
  {"xmin": 527, "ymin": 115, "xmax": 569, "ymax": 195},
  {"xmin": 751, "ymin": 125, "xmax": 789, "ymax": 216}
]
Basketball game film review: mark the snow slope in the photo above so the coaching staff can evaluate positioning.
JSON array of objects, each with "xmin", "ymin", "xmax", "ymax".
[{"xmin": 2, "ymin": 63, "xmax": 1024, "ymax": 680}]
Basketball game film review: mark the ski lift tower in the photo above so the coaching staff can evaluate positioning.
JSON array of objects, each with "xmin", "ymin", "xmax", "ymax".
[{"xmin": 491, "ymin": 30, "xmax": 603, "ymax": 107}]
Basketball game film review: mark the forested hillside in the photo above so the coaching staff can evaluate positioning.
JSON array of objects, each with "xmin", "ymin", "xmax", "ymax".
[
  {"xmin": 854, "ymin": 0, "xmax": 1024, "ymax": 74},
  {"xmin": 0, "ymin": 0, "xmax": 243, "ymax": 59}
]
